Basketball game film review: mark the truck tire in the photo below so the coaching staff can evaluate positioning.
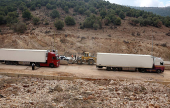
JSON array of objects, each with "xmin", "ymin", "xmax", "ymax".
[
  {"xmin": 156, "ymin": 69, "xmax": 162, "ymax": 73},
  {"xmin": 106, "ymin": 67, "xmax": 111, "ymax": 71},
  {"xmin": 112, "ymin": 67, "xmax": 117, "ymax": 71},
  {"xmin": 88, "ymin": 60, "xmax": 94, "ymax": 65},
  {"xmin": 77, "ymin": 60, "xmax": 82, "ymax": 65},
  {"xmin": 140, "ymin": 68, "xmax": 146, "ymax": 73},
  {"xmin": 50, "ymin": 63, "xmax": 54, "ymax": 68},
  {"xmin": 36, "ymin": 63, "xmax": 40, "ymax": 67}
]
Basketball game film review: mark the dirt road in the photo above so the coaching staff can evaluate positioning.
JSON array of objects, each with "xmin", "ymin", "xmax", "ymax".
[{"xmin": 0, "ymin": 63, "xmax": 170, "ymax": 81}]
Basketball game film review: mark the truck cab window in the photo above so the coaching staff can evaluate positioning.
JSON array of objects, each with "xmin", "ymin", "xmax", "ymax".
[
  {"xmin": 160, "ymin": 62, "xmax": 164, "ymax": 65},
  {"xmin": 52, "ymin": 57, "xmax": 56, "ymax": 60}
]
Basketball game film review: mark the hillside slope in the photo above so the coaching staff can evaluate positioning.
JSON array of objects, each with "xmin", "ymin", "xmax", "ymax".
[{"xmin": 0, "ymin": 0, "xmax": 170, "ymax": 60}]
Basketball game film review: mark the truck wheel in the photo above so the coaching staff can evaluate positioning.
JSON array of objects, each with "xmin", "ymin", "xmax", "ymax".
[
  {"xmin": 13, "ymin": 61, "xmax": 18, "ymax": 65},
  {"xmin": 50, "ymin": 63, "xmax": 54, "ymax": 68},
  {"xmin": 77, "ymin": 60, "xmax": 82, "ymax": 65},
  {"xmin": 36, "ymin": 63, "xmax": 40, "ymax": 67},
  {"xmin": 106, "ymin": 67, "xmax": 111, "ymax": 71},
  {"xmin": 156, "ymin": 69, "xmax": 162, "ymax": 73},
  {"xmin": 112, "ymin": 67, "xmax": 117, "ymax": 71},
  {"xmin": 141, "ymin": 69, "xmax": 145, "ymax": 73},
  {"xmin": 88, "ymin": 60, "xmax": 94, "ymax": 65}
]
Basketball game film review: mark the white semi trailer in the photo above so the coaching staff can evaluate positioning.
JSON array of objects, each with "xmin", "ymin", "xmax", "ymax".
[
  {"xmin": 0, "ymin": 48, "xmax": 60, "ymax": 68},
  {"xmin": 96, "ymin": 53, "xmax": 164, "ymax": 73}
]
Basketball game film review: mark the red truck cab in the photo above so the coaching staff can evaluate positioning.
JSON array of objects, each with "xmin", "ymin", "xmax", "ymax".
[
  {"xmin": 145, "ymin": 57, "xmax": 164, "ymax": 73},
  {"xmin": 39, "ymin": 52, "xmax": 60, "ymax": 68}
]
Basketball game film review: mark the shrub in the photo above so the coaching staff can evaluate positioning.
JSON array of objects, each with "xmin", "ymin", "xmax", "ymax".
[
  {"xmin": 33, "ymin": 17, "xmax": 40, "ymax": 25},
  {"xmin": 84, "ymin": 10, "xmax": 91, "ymax": 17},
  {"xmin": 54, "ymin": 19, "xmax": 64, "ymax": 30},
  {"xmin": 129, "ymin": 18, "xmax": 139, "ymax": 26},
  {"xmin": 100, "ymin": 9, "xmax": 107, "ymax": 19},
  {"xmin": 0, "ymin": 11, "xmax": 5, "ymax": 16},
  {"xmin": 0, "ymin": 15, "xmax": 6, "ymax": 25},
  {"xmin": 44, "ymin": 19, "xmax": 49, "ymax": 25},
  {"xmin": 104, "ymin": 17, "xmax": 110, "ymax": 25},
  {"xmin": 78, "ymin": 8, "xmax": 84, "ymax": 14},
  {"xmin": 93, "ymin": 23, "xmax": 99, "ymax": 30},
  {"xmin": 46, "ymin": 3, "xmax": 52, "ymax": 9},
  {"xmin": 50, "ymin": 10, "xmax": 60, "ymax": 19},
  {"xmin": 64, "ymin": 6, "xmax": 69, "ymax": 13},
  {"xmin": 37, "ymin": 4, "xmax": 41, "ymax": 9},
  {"xmin": 119, "ymin": 11, "xmax": 125, "ymax": 19},
  {"xmin": 65, "ymin": 16, "xmax": 75, "ymax": 25},
  {"xmin": 30, "ymin": 5, "xmax": 36, "ymax": 11},
  {"xmin": 6, "ymin": 16, "xmax": 18, "ymax": 24},
  {"xmin": 154, "ymin": 20, "xmax": 162, "ymax": 28},
  {"xmin": 13, "ymin": 22, "xmax": 27, "ymax": 33},
  {"xmin": 115, "ymin": 17, "xmax": 121, "ymax": 25},
  {"xmin": 22, "ymin": 10, "xmax": 32, "ymax": 19},
  {"xmin": 89, "ymin": 7, "xmax": 95, "ymax": 13}
]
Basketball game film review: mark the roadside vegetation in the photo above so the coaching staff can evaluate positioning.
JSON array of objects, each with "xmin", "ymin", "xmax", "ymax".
[{"xmin": 0, "ymin": 0, "xmax": 170, "ymax": 32}]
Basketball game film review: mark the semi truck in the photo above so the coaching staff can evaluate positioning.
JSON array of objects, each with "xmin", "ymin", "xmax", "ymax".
[
  {"xmin": 0, "ymin": 48, "xmax": 60, "ymax": 68},
  {"xmin": 96, "ymin": 53, "xmax": 164, "ymax": 73}
]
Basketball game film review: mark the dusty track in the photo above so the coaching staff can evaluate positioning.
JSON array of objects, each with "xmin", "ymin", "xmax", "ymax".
[{"xmin": 0, "ymin": 63, "xmax": 170, "ymax": 82}]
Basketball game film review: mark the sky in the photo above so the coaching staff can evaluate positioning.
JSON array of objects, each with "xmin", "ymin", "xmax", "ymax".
[{"xmin": 106, "ymin": 0, "xmax": 170, "ymax": 7}]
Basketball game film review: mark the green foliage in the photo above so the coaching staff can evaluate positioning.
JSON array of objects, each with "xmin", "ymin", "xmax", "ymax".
[
  {"xmin": 129, "ymin": 18, "xmax": 139, "ymax": 26},
  {"xmin": 64, "ymin": 6, "xmax": 69, "ymax": 13},
  {"xmin": 44, "ymin": 19, "xmax": 49, "ymax": 25},
  {"xmin": 154, "ymin": 19, "xmax": 162, "ymax": 28},
  {"xmin": 8, "ymin": 12, "xmax": 18, "ymax": 18},
  {"xmin": 65, "ymin": 16, "xmax": 76, "ymax": 25},
  {"xmin": 100, "ymin": 9, "xmax": 107, "ymax": 19},
  {"xmin": 78, "ymin": 8, "xmax": 84, "ymax": 14},
  {"xmin": 83, "ymin": 15, "xmax": 102, "ymax": 29},
  {"xmin": 33, "ymin": 17, "xmax": 40, "ymax": 25},
  {"xmin": 84, "ymin": 10, "xmax": 91, "ymax": 17},
  {"xmin": 30, "ymin": 5, "xmax": 36, "ymax": 11},
  {"xmin": 6, "ymin": 16, "xmax": 18, "ymax": 24},
  {"xmin": 46, "ymin": 3, "xmax": 52, "ymax": 10},
  {"xmin": 0, "ymin": 15, "xmax": 6, "ymax": 25},
  {"xmin": 142, "ymin": 14, "xmax": 148, "ymax": 19},
  {"xmin": 22, "ymin": 10, "xmax": 32, "ymax": 19},
  {"xmin": 119, "ymin": 11, "xmax": 125, "ymax": 19},
  {"xmin": 0, "ymin": 11, "xmax": 5, "ymax": 16},
  {"xmin": 89, "ymin": 7, "xmax": 95, "ymax": 13},
  {"xmin": 165, "ymin": 21, "xmax": 170, "ymax": 27},
  {"xmin": 37, "ymin": 4, "xmax": 41, "ymax": 9},
  {"xmin": 115, "ymin": 17, "xmax": 121, "ymax": 25},
  {"xmin": 50, "ymin": 10, "xmax": 60, "ymax": 19},
  {"xmin": 19, "ymin": 2, "xmax": 27, "ymax": 11},
  {"xmin": 104, "ymin": 17, "xmax": 110, "ymax": 25},
  {"xmin": 93, "ymin": 23, "xmax": 99, "ymax": 30},
  {"xmin": 54, "ymin": 19, "xmax": 64, "ymax": 30},
  {"xmin": 13, "ymin": 22, "xmax": 27, "ymax": 33}
]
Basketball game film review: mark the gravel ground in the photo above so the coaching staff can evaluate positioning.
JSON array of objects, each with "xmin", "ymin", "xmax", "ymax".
[{"xmin": 0, "ymin": 75, "xmax": 170, "ymax": 108}]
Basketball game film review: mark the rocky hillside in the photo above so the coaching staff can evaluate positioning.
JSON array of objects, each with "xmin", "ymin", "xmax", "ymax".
[{"xmin": 0, "ymin": 0, "xmax": 170, "ymax": 60}]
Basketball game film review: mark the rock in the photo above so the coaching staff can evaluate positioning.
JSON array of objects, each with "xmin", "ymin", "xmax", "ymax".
[
  {"xmin": 54, "ymin": 85, "xmax": 63, "ymax": 92},
  {"xmin": 74, "ymin": 95, "xmax": 83, "ymax": 100},
  {"xmin": 48, "ymin": 87, "xmax": 54, "ymax": 93},
  {"xmin": 29, "ymin": 101, "xmax": 34, "ymax": 105},
  {"xmin": 52, "ymin": 103, "xmax": 56, "ymax": 106},
  {"xmin": 154, "ymin": 104, "xmax": 160, "ymax": 108},
  {"xmin": 0, "ymin": 94, "xmax": 5, "ymax": 98},
  {"xmin": 130, "ymin": 96, "xmax": 135, "ymax": 101},
  {"xmin": 82, "ymin": 91, "xmax": 93, "ymax": 95},
  {"xmin": 23, "ymin": 85, "xmax": 29, "ymax": 88}
]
